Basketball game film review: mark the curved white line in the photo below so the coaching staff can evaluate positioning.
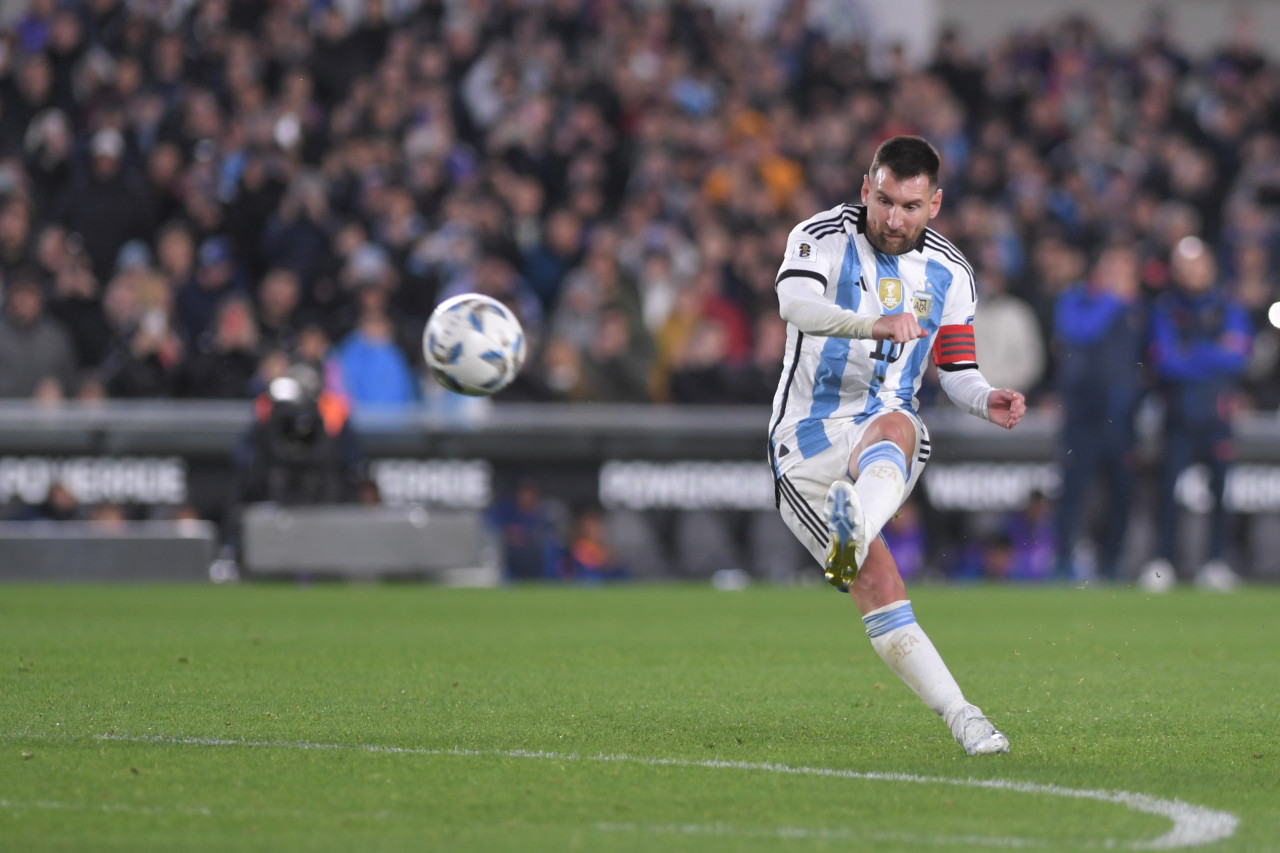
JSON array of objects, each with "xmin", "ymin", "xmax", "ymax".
[{"xmin": 5, "ymin": 732, "xmax": 1241, "ymax": 849}]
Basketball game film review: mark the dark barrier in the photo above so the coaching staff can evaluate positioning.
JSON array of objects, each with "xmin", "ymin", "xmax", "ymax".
[
  {"xmin": 1, "ymin": 401, "xmax": 1278, "ymax": 581},
  {"xmin": 0, "ymin": 520, "xmax": 216, "ymax": 582}
]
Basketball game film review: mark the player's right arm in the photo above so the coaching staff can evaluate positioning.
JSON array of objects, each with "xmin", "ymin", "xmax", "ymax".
[{"xmin": 774, "ymin": 223, "xmax": 925, "ymax": 342}]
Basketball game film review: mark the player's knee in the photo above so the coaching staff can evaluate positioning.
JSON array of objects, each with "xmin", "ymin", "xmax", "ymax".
[{"xmin": 863, "ymin": 415, "xmax": 916, "ymax": 457}]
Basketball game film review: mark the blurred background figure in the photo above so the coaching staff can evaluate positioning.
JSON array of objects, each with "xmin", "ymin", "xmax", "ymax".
[
  {"xmin": 1140, "ymin": 237, "xmax": 1253, "ymax": 592},
  {"xmin": 972, "ymin": 266, "xmax": 1046, "ymax": 399},
  {"xmin": 1052, "ymin": 244, "xmax": 1147, "ymax": 582},
  {"xmin": 1004, "ymin": 490, "xmax": 1056, "ymax": 583},
  {"xmin": 334, "ymin": 245, "xmax": 419, "ymax": 409},
  {"xmin": 554, "ymin": 505, "xmax": 629, "ymax": 584},
  {"xmin": 486, "ymin": 477, "xmax": 563, "ymax": 582},
  {"xmin": 237, "ymin": 363, "xmax": 362, "ymax": 507},
  {"xmin": 0, "ymin": 267, "xmax": 76, "ymax": 399},
  {"xmin": 882, "ymin": 497, "xmax": 927, "ymax": 582}
]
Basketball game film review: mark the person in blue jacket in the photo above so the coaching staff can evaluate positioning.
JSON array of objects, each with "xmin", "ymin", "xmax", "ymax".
[
  {"xmin": 1052, "ymin": 244, "xmax": 1147, "ymax": 582},
  {"xmin": 1139, "ymin": 236, "xmax": 1252, "ymax": 592}
]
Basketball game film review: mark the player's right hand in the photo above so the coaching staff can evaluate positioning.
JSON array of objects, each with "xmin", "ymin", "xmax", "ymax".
[{"xmin": 872, "ymin": 314, "xmax": 928, "ymax": 344}]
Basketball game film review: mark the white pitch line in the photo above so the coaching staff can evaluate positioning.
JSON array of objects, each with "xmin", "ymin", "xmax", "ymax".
[
  {"xmin": 0, "ymin": 796, "xmax": 392, "ymax": 822},
  {"xmin": 595, "ymin": 821, "xmax": 1050, "ymax": 848},
  {"xmin": 3, "ymin": 732, "xmax": 1238, "ymax": 849}
]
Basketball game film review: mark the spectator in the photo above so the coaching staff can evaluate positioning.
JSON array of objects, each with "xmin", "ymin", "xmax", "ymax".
[
  {"xmin": 520, "ymin": 207, "xmax": 584, "ymax": 312},
  {"xmin": 47, "ymin": 240, "xmax": 110, "ymax": 368},
  {"xmin": 334, "ymin": 280, "xmax": 419, "ymax": 408},
  {"xmin": 971, "ymin": 266, "xmax": 1046, "ymax": 398},
  {"xmin": 256, "ymin": 267, "xmax": 304, "ymax": 354},
  {"xmin": 263, "ymin": 172, "xmax": 333, "ymax": 292},
  {"xmin": 581, "ymin": 306, "xmax": 652, "ymax": 403},
  {"xmin": 21, "ymin": 108, "xmax": 74, "ymax": 215},
  {"xmin": 97, "ymin": 260, "xmax": 183, "ymax": 398},
  {"xmin": 0, "ymin": 198, "xmax": 35, "ymax": 276},
  {"xmin": 1139, "ymin": 237, "xmax": 1253, "ymax": 592},
  {"xmin": 56, "ymin": 127, "xmax": 151, "ymax": 285},
  {"xmin": 0, "ymin": 0, "xmax": 1274, "ymax": 430},
  {"xmin": 175, "ymin": 236, "xmax": 248, "ymax": 344},
  {"xmin": 0, "ymin": 267, "xmax": 77, "ymax": 398},
  {"xmin": 180, "ymin": 295, "xmax": 260, "ymax": 399}
]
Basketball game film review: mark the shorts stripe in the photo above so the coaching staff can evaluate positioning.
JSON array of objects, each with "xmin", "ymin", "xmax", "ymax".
[
  {"xmin": 779, "ymin": 475, "xmax": 826, "ymax": 534},
  {"xmin": 917, "ymin": 438, "xmax": 932, "ymax": 465},
  {"xmin": 778, "ymin": 476, "xmax": 827, "ymax": 546},
  {"xmin": 779, "ymin": 478, "xmax": 826, "ymax": 546}
]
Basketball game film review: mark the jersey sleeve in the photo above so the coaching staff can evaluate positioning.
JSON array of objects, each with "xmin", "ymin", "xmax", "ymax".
[
  {"xmin": 932, "ymin": 265, "xmax": 979, "ymax": 372},
  {"xmin": 774, "ymin": 225, "xmax": 840, "ymax": 297}
]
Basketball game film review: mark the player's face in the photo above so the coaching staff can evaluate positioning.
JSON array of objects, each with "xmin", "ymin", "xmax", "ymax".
[{"xmin": 861, "ymin": 167, "xmax": 942, "ymax": 255}]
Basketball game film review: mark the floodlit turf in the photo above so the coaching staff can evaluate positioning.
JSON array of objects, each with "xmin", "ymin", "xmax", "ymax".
[{"xmin": 2, "ymin": 582, "xmax": 1278, "ymax": 852}]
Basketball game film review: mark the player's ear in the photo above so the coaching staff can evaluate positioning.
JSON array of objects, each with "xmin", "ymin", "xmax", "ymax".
[
  {"xmin": 929, "ymin": 186, "xmax": 942, "ymax": 219},
  {"xmin": 860, "ymin": 174, "xmax": 870, "ymax": 203}
]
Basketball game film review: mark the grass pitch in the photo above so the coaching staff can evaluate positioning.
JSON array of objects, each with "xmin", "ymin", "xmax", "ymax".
[{"xmin": 2, "ymin": 582, "xmax": 1278, "ymax": 852}]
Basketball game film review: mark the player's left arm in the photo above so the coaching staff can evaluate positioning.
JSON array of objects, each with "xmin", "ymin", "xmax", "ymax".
[{"xmin": 932, "ymin": 266, "xmax": 1026, "ymax": 430}]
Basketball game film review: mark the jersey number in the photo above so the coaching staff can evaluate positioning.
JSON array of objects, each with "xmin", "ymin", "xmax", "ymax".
[{"xmin": 870, "ymin": 340, "xmax": 904, "ymax": 379}]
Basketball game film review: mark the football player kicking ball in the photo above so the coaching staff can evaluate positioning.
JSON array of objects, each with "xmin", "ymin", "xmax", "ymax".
[{"xmin": 768, "ymin": 136, "xmax": 1026, "ymax": 755}]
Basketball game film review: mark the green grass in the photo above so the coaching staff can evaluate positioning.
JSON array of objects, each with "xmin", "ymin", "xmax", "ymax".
[{"xmin": 1, "ymin": 582, "xmax": 1278, "ymax": 852}]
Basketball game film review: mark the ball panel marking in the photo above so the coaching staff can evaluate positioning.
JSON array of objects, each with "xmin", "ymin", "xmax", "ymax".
[{"xmin": 423, "ymin": 294, "xmax": 527, "ymax": 396}]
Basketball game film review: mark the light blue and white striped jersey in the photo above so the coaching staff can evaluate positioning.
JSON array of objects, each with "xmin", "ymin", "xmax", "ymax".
[{"xmin": 768, "ymin": 203, "xmax": 978, "ymax": 477}]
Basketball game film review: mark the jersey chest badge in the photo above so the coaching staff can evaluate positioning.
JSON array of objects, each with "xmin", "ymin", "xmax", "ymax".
[
  {"xmin": 912, "ymin": 293, "xmax": 933, "ymax": 319},
  {"xmin": 877, "ymin": 277, "xmax": 902, "ymax": 309}
]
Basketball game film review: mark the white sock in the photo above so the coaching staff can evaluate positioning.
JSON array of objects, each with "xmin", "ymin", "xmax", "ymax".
[
  {"xmin": 863, "ymin": 600, "xmax": 967, "ymax": 724},
  {"xmin": 853, "ymin": 441, "xmax": 906, "ymax": 543}
]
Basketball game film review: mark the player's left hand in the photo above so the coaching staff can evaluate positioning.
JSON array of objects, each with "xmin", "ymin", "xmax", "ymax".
[{"xmin": 988, "ymin": 389, "xmax": 1026, "ymax": 430}]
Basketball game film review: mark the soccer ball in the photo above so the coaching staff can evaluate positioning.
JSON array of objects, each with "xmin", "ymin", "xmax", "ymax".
[{"xmin": 423, "ymin": 293, "xmax": 527, "ymax": 396}]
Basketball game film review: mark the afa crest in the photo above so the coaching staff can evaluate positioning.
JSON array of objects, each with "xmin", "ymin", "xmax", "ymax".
[
  {"xmin": 911, "ymin": 293, "xmax": 934, "ymax": 319},
  {"xmin": 877, "ymin": 277, "xmax": 903, "ymax": 310}
]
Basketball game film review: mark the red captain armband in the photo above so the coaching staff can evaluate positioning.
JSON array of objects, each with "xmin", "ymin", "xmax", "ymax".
[{"xmin": 933, "ymin": 324, "xmax": 978, "ymax": 370}]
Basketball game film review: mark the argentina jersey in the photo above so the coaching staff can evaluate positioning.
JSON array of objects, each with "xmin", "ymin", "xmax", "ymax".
[{"xmin": 768, "ymin": 204, "xmax": 978, "ymax": 478}]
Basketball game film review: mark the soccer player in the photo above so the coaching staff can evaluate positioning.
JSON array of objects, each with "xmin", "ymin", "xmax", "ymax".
[{"xmin": 768, "ymin": 136, "xmax": 1025, "ymax": 755}]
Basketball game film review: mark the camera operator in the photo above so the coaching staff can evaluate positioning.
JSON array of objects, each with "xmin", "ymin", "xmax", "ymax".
[{"xmin": 237, "ymin": 363, "xmax": 363, "ymax": 506}]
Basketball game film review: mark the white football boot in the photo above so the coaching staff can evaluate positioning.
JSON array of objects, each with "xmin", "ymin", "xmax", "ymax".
[
  {"xmin": 823, "ymin": 480, "xmax": 868, "ymax": 591},
  {"xmin": 948, "ymin": 704, "xmax": 1010, "ymax": 755},
  {"xmin": 1137, "ymin": 558, "xmax": 1176, "ymax": 593},
  {"xmin": 1195, "ymin": 560, "xmax": 1240, "ymax": 592}
]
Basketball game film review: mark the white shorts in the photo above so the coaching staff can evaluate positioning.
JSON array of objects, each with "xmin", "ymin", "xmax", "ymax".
[{"xmin": 774, "ymin": 410, "xmax": 932, "ymax": 568}]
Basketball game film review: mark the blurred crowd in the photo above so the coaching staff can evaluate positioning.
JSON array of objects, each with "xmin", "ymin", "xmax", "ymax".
[{"xmin": 0, "ymin": 0, "xmax": 1278, "ymax": 416}]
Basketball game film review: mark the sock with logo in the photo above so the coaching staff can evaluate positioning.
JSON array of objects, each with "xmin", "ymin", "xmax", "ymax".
[
  {"xmin": 862, "ymin": 599, "xmax": 967, "ymax": 723},
  {"xmin": 852, "ymin": 440, "xmax": 908, "ymax": 542}
]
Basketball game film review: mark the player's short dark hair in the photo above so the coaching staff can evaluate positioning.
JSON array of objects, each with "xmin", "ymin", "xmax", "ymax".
[{"xmin": 870, "ymin": 136, "xmax": 942, "ymax": 187}]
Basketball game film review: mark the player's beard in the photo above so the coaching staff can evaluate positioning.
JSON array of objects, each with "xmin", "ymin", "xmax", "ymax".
[{"xmin": 865, "ymin": 220, "xmax": 924, "ymax": 256}]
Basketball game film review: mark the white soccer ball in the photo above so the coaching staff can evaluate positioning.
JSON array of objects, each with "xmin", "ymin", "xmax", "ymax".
[{"xmin": 423, "ymin": 293, "xmax": 527, "ymax": 396}]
